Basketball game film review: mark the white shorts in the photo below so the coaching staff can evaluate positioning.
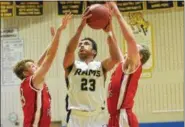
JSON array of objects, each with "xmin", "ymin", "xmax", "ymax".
[{"xmin": 67, "ymin": 109, "xmax": 109, "ymax": 127}]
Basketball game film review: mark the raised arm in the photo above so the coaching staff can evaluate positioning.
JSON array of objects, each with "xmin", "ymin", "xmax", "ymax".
[
  {"xmin": 63, "ymin": 9, "xmax": 92, "ymax": 71},
  {"xmin": 37, "ymin": 27, "xmax": 56, "ymax": 66},
  {"xmin": 101, "ymin": 17, "xmax": 122, "ymax": 72},
  {"xmin": 107, "ymin": 2, "xmax": 140, "ymax": 71},
  {"xmin": 32, "ymin": 14, "xmax": 72, "ymax": 89}
]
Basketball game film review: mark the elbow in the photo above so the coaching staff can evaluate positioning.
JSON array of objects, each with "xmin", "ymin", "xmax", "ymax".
[
  {"xmin": 45, "ymin": 54, "xmax": 54, "ymax": 63},
  {"xmin": 63, "ymin": 61, "xmax": 68, "ymax": 69},
  {"xmin": 66, "ymin": 45, "xmax": 75, "ymax": 54},
  {"xmin": 112, "ymin": 53, "xmax": 123, "ymax": 64},
  {"xmin": 47, "ymin": 50, "xmax": 57, "ymax": 58}
]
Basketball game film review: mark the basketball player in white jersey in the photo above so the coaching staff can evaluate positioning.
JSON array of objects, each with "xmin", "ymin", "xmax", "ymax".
[{"xmin": 63, "ymin": 8, "xmax": 121, "ymax": 127}]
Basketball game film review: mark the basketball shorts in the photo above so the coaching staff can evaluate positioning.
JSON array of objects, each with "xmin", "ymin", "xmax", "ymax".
[{"xmin": 67, "ymin": 108, "xmax": 109, "ymax": 127}]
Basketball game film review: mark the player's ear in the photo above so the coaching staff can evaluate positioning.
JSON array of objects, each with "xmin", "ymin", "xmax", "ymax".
[
  {"xmin": 139, "ymin": 53, "xmax": 143, "ymax": 60},
  {"xmin": 23, "ymin": 66, "xmax": 31, "ymax": 77},
  {"xmin": 23, "ymin": 71, "xmax": 29, "ymax": 77},
  {"xmin": 92, "ymin": 50, "xmax": 96, "ymax": 56}
]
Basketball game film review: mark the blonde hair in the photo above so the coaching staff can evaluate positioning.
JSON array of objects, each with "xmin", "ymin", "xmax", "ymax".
[{"xmin": 13, "ymin": 59, "xmax": 34, "ymax": 80}]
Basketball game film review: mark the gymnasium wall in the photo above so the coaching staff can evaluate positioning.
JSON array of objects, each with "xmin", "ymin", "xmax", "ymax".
[{"xmin": 1, "ymin": 2, "xmax": 184, "ymax": 127}]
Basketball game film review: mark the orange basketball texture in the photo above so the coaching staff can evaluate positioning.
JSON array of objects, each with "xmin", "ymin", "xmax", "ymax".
[{"xmin": 86, "ymin": 4, "xmax": 110, "ymax": 29}]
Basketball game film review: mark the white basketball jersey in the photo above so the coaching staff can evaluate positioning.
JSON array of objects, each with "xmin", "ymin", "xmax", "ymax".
[{"xmin": 66, "ymin": 60, "xmax": 105, "ymax": 111}]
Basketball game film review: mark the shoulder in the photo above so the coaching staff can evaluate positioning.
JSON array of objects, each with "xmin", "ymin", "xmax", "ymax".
[
  {"xmin": 74, "ymin": 60, "xmax": 85, "ymax": 66},
  {"xmin": 112, "ymin": 62, "xmax": 124, "ymax": 74},
  {"xmin": 122, "ymin": 60, "xmax": 142, "ymax": 75},
  {"xmin": 91, "ymin": 60, "xmax": 101, "ymax": 66},
  {"xmin": 22, "ymin": 76, "xmax": 41, "ymax": 92},
  {"xmin": 74, "ymin": 60, "xmax": 80, "ymax": 64},
  {"xmin": 21, "ymin": 76, "xmax": 31, "ymax": 86},
  {"xmin": 89, "ymin": 61, "xmax": 103, "ymax": 70}
]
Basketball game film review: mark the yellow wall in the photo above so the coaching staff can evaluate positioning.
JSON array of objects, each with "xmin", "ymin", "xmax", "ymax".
[
  {"xmin": 135, "ymin": 9, "xmax": 184, "ymax": 122},
  {"xmin": 1, "ymin": 2, "xmax": 183, "ymax": 124}
]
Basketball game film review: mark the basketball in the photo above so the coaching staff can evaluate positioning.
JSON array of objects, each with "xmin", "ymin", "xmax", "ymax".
[{"xmin": 86, "ymin": 4, "xmax": 110, "ymax": 30}]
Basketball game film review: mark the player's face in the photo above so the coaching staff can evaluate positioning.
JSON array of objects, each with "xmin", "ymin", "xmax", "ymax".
[
  {"xmin": 78, "ymin": 40, "xmax": 94, "ymax": 59},
  {"xmin": 24, "ymin": 61, "xmax": 38, "ymax": 76}
]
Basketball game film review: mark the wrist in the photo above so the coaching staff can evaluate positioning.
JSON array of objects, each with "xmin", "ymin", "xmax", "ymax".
[
  {"xmin": 56, "ymin": 28, "xmax": 63, "ymax": 33},
  {"xmin": 115, "ymin": 11, "xmax": 122, "ymax": 18},
  {"xmin": 79, "ymin": 23, "xmax": 85, "ymax": 29}
]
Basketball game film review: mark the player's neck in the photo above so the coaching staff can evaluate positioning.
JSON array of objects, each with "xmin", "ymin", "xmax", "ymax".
[{"xmin": 80, "ymin": 57, "xmax": 94, "ymax": 64}]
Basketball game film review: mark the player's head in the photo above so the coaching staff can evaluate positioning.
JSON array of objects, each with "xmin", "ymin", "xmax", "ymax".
[
  {"xmin": 78, "ymin": 37, "xmax": 97, "ymax": 60},
  {"xmin": 13, "ymin": 59, "xmax": 38, "ymax": 80},
  {"xmin": 137, "ymin": 44, "xmax": 151, "ymax": 65}
]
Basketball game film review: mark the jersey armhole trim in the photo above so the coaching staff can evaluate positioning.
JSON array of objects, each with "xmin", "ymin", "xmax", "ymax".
[
  {"xmin": 29, "ymin": 76, "xmax": 41, "ymax": 92},
  {"xmin": 121, "ymin": 61, "xmax": 141, "ymax": 75}
]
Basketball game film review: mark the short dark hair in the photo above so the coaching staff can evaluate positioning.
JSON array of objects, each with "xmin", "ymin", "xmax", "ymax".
[
  {"xmin": 13, "ymin": 59, "xmax": 34, "ymax": 80},
  {"xmin": 81, "ymin": 37, "xmax": 97, "ymax": 58},
  {"xmin": 139, "ymin": 45, "xmax": 151, "ymax": 65}
]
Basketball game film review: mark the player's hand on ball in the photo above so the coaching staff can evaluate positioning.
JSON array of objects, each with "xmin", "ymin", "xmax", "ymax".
[
  {"xmin": 103, "ymin": 13, "xmax": 113, "ymax": 33},
  {"xmin": 103, "ymin": 21, "xmax": 112, "ymax": 33},
  {"xmin": 103, "ymin": 2, "xmax": 113, "ymax": 33},
  {"xmin": 105, "ymin": 2, "xmax": 113, "ymax": 16},
  {"xmin": 81, "ymin": 7, "xmax": 92, "ymax": 27},
  {"xmin": 106, "ymin": 2, "xmax": 119, "ymax": 15}
]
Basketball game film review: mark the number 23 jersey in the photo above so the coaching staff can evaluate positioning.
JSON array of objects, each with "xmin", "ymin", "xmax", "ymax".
[{"xmin": 66, "ymin": 60, "xmax": 105, "ymax": 111}]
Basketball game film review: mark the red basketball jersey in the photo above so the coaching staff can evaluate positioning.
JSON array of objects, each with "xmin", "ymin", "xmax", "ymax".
[
  {"xmin": 20, "ymin": 76, "xmax": 51, "ymax": 127},
  {"xmin": 107, "ymin": 62, "xmax": 142, "ymax": 114}
]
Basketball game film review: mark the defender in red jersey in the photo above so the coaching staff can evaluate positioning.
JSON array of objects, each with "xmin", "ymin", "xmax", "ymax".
[
  {"xmin": 20, "ymin": 76, "xmax": 51, "ymax": 127},
  {"xmin": 106, "ymin": 2, "xmax": 151, "ymax": 127},
  {"xmin": 13, "ymin": 14, "xmax": 72, "ymax": 127}
]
